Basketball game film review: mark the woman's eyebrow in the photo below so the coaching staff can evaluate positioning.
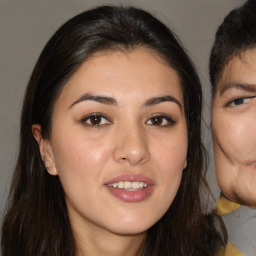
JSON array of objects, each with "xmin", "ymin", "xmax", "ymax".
[
  {"xmin": 220, "ymin": 82, "xmax": 256, "ymax": 96},
  {"xmin": 69, "ymin": 93, "xmax": 182, "ymax": 110},
  {"xmin": 144, "ymin": 95, "xmax": 182, "ymax": 110},
  {"xmin": 69, "ymin": 93, "xmax": 117, "ymax": 108}
]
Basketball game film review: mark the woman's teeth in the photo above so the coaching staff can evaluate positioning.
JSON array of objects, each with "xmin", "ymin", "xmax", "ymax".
[
  {"xmin": 108, "ymin": 181, "xmax": 148, "ymax": 190},
  {"xmin": 247, "ymin": 162, "xmax": 256, "ymax": 166}
]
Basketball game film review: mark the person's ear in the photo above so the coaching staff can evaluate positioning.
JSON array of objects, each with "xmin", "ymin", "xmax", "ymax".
[
  {"xmin": 32, "ymin": 124, "xmax": 58, "ymax": 176},
  {"xmin": 183, "ymin": 159, "xmax": 187, "ymax": 170}
]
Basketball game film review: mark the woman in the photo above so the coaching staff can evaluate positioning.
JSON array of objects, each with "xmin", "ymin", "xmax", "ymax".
[{"xmin": 1, "ymin": 5, "xmax": 225, "ymax": 256}]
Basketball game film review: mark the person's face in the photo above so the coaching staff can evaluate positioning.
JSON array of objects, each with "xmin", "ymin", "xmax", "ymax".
[
  {"xmin": 34, "ymin": 48, "xmax": 188, "ymax": 236},
  {"xmin": 212, "ymin": 49, "xmax": 256, "ymax": 208}
]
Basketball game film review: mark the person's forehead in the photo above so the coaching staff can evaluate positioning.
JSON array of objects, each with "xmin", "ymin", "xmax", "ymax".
[{"xmin": 215, "ymin": 49, "xmax": 256, "ymax": 95}]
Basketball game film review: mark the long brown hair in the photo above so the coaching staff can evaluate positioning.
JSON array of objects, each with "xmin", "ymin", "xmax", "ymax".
[{"xmin": 1, "ymin": 5, "xmax": 224, "ymax": 255}]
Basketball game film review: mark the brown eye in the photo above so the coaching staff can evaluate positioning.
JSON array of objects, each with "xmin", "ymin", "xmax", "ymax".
[
  {"xmin": 82, "ymin": 113, "xmax": 110, "ymax": 127},
  {"xmin": 89, "ymin": 116, "xmax": 102, "ymax": 125},
  {"xmin": 146, "ymin": 114, "xmax": 176, "ymax": 127},
  {"xmin": 151, "ymin": 116, "xmax": 164, "ymax": 125}
]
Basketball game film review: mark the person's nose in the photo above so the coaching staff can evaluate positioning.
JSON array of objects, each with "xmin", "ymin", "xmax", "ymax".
[{"xmin": 113, "ymin": 123, "xmax": 150, "ymax": 166}]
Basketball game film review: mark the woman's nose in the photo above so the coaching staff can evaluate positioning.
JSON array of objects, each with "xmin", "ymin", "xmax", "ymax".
[{"xmin": 113, "ymin": 124, "xmax": 150, "ymax": 166}]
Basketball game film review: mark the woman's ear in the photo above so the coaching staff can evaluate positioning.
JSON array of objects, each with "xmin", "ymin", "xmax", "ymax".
[
  {"xmin": 183, "ymin": 159, "xmax": 187, "ymax": 170},
  {"xmin": 32, "ymin": 124, "xmax": 58, "ymax": 176}
]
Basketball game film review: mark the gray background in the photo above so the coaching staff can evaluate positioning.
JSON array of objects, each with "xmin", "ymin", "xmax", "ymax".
[{"xmin": 0, "ymin": 0, "xmax": 245, "ymax": 221}]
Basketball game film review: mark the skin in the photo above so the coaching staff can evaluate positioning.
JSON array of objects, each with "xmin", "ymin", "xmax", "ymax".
[
  {"xmin": 33, "ymin": 48, "xmax": 188, "ymax": 256},
  {"xmin": 212, "ymin": 48, "xmax": 256, "ymax": 208}
]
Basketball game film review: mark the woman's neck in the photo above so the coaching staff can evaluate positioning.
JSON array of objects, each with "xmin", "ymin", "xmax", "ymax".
[
  {"xmin": 76, "ymin": 232, "xmax": 146, "ymax": 256},
  {"xmin": 69, "ymin": 211, "xmax": 146, "ymax": 256},
  {"xmin": 74, "ymin": 224, "xmax": 146, "ymax": 256}
]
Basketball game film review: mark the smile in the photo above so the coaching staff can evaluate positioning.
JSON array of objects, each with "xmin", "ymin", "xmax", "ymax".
[
  {"xmin": 105, "ymin": 174, "xmax": 154, "ymax": 202},
  {"xmin": 247, "ymin": 162, "xmax": 256, "ymax": 166},
  {"xmin": 108, "ymin": 181, "xmax": 148, "ymax": 191}
]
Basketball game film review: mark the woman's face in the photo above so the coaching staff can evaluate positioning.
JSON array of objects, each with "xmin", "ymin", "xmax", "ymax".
[{"xmin": 36, "ymin": 48, "xmax": 187, "ymax": 236}]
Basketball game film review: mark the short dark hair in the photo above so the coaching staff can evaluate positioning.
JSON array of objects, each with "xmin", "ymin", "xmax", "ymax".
[
  {"xmin": 2, "ymin": 5, "xmax": 224, "ymax": 256},
  {"xmin": 209, "ymin": 0, "xmax": 256, "ymax": 91}
]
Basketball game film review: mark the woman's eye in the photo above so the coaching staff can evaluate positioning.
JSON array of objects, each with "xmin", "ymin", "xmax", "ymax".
[
  {"xmin": 146, "ymin": 115, "xmax": 176, "ymax": 127},
  {"xmin": 81, "ymin": 113, "xmax": 110, "ymax": 127},
  {"xmin": 227, "ymin": 96, "xmax": 255, "ymax": 107}
]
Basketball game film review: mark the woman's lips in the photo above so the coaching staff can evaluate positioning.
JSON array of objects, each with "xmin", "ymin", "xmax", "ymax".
[{"xmin": 105, "ymin": 174, "xmax": 155, "ymax": 202}]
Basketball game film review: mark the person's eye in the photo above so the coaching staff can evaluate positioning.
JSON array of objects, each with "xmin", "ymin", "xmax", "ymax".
[
  {"xmin": 81, "ymin": 113, "xmax": 111, "ymax": 127},
  {"xmin": 226, "ymin": 96, "xmax": 255, "ymax": 107},
  {"xmin": 146, "ymin": 114, "xmax": 176, "ymax": 127}
]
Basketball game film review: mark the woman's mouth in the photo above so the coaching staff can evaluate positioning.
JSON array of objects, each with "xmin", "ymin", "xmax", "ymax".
[{"xmin": 105, "ymin": 175, "xmax": 154, "ymax": 202}]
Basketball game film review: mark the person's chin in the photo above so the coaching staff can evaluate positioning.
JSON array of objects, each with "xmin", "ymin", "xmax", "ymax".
[
  {"xmin": 230, "ymin": 189, "xmax": 256, "ymax": 208},
  {"xmin": 106, "ymin": 222, "xmax": 150, "ymax": 236}
]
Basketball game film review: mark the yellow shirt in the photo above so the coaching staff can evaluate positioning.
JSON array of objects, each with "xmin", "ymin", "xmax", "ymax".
[{"xmin": 216, "ymin": 197, "xmax": 244, "ymax": 256}]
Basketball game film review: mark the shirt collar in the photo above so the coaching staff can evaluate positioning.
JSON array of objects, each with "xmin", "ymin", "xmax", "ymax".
[{"xmin": 216, "ymin": 196, "xmax": 241, "ymax": 216}]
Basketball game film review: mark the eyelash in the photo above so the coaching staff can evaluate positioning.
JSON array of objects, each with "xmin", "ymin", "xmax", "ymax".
[
  {"xmin": 146, "ymin": 114, "xmax": 176, "ymax": 127},
  {"xmin": 226, "ymin": 96, "xmax": 255, "ymax": 107},
  {"xmin": 81, "ymin": 113, "xmax": 111, "ymax": 127},
  {"xmin": 80, "ymin": 113, "xmax": 176, "ymax": 127}
]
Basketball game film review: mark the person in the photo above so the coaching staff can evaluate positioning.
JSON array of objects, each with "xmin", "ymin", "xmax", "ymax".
[
  {"xmin": 210, "ymin": 0, "xmax": 256, "ymax": 255},
  {"xmin": 1, "ymin": 5, "xmax": 224, "ymax": 256}
]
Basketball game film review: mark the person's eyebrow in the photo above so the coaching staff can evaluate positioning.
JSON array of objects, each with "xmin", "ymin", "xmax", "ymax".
[
  {"xmin": 144, "ymin": 95, "xmax": 182, "ymax": 110},
  {"xmin": 220, "ymin": 82, "xmax": 256, "ymax": 96},
  {"xmin": 69, "ymin": 93, "xmax": 117, "ymax": 108}
]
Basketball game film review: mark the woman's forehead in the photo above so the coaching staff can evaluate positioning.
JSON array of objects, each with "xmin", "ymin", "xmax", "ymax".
[{"xmin": 53, "ymin": 48, "xmax": 184, "ymax": 107}]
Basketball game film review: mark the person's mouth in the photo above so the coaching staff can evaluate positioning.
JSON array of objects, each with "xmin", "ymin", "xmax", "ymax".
[{"xmin": 105, "ymin": 174, "xmax": 155, "ymax": 202}]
